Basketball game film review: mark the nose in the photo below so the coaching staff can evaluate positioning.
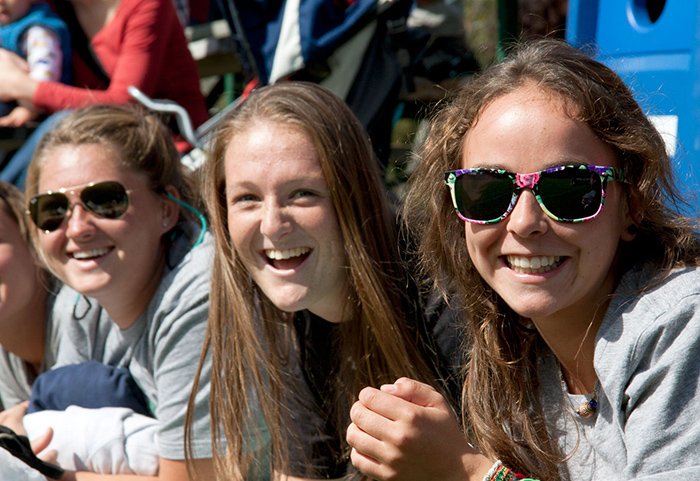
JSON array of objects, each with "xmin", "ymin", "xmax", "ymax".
[
  {"xmin": 65, "ymin": 204, "xmax": 96, "ymax": 240},
  {"xmin": 260, "ymin": 201, "xmax": 292, "ymax": 240},
  {"xmin": 505, "ymin": 190, "xmax": 549, "ymax": 237}
]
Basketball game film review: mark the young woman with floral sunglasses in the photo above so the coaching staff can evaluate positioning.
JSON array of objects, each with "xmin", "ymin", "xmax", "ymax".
[{"xmin": 348, "ymin": 39, "xmax": 700, "ymax": 481}]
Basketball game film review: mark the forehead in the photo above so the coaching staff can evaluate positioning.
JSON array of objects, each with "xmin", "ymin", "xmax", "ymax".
[
  {"xmin": 37, "ymin": 143, "xmax": 142, "ymax": 192},
  {"xmin": 463, "ymin": 86, "xmax": 616, "ymax": 171},
  {"xmin": 223, "ymin": 121, "xmax": 324, "ymax": 178}
]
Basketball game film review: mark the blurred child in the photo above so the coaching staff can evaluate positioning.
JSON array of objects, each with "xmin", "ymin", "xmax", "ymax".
[{"xmin": 0, "ymin": 0, "xmax": 70, "ymax": 126}]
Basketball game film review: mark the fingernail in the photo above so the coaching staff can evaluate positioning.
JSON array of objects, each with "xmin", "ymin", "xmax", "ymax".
[{"xmin": 380, "ymin": 384, "xmax": 397, "ymax": 393}]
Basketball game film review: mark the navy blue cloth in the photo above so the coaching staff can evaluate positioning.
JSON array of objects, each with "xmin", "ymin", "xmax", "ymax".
[
  {"xmin": 233, "ymin": 0, "xmax": 379, "ymax": 84},
  {"xmin": 27, "ymin": 361, "xmax": 152, "ymax": 417}
]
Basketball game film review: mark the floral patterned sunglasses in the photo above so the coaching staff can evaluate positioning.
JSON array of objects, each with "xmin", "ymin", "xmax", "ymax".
[{"xmin": 444, "ymin": 164, "xmax": 626, "ymax": 224}]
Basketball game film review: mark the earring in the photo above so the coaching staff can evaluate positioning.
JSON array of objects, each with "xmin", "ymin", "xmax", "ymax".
[
  {"xmin": 628, "ymin": 224, "xmax": 639, "ymax": 235},
  {"xmin": 163, "ymin": 222, "xmax": 168, "ymax": 228}
]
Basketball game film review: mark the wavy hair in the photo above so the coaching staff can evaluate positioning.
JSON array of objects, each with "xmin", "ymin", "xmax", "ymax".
[
  {"xmin": 403, "ymin": 38, "xmax": 700, "ymax": 480},
  {"xmin": 188, "ymin": 82, "xmax": 438, "ymax": 479}
]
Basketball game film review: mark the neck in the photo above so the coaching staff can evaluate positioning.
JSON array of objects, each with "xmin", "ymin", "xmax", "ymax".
[
  {"xmin": 71, "ymin": 0, "xmax": 121, "ymax": 37},
  {"xmin": 98, "ymin": 253, "xmax": 166, "ymax": 330},
  {"xmin": 533, "ymin": 300, "xmax": 610, "ymax": 394},
  {"xmin": 0, "ymin": 281, "xmax": 49, "ymax": 372}
]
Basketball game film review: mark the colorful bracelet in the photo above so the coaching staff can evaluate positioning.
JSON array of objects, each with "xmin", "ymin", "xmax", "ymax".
[{"xmin": 489, "ymin": 462, "xmax": 539, "ymax": 481}]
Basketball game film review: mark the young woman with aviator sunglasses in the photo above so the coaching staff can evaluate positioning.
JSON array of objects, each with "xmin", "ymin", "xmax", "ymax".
[
  {"xmin": 347, "ymin": 39, "xmax": 700, "ymax": 480},
  {"xmin": 22, "ymin": 105, "xmax": 219, "ymax": 481}
]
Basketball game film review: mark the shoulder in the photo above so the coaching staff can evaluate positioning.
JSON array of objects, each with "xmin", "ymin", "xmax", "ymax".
[
  {"xmin": 145, "ymin": 226, "xmax": 213, "ymax": 330},
  {"xmin": 160, "ymin": 226, "xmax": 213, "ymax": 296},
  {"xmin": 602, "ymin": 265, "xmax": 700, "ymax": 337},
  {"xmin": 596, "ymin": 265, "xmax": 700, "ymax": 380}
]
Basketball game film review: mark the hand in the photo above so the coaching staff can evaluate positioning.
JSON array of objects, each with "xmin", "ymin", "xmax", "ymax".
[
  {"xmin": 0, "ymin": 105, "xmax": 38, "ymax": 126},
  {"xmin": 0, "ymin": 400, "xmax": 29, "ymax": 435},
  {"xmin": 0, "ymin": 48, "xmax": 34, "ymax": 102},
  {"xmin": 347, "ymin": 378, "xmax": 493, "ymax": 481}
]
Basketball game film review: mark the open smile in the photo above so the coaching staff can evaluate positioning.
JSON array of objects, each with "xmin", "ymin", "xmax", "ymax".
[
  {"xmin": 505, "ymin": 255, "xmax": 566, "ymax": 274},
  {"xmin": 264, "ymin": 247, "xmax": 311, "ymax": 270},
  {"xmin": 69, "ymin": 247, "xmax": 113, "ymax": 261}
]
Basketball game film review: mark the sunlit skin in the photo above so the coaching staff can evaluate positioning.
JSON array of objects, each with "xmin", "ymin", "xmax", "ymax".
[
  {"xmin": 0, "ymin": 0, "xmax": 32, "ymax": 26},
  {"xmin": 35, "ymin": 143, "xmax": 178, "ymax": 329},
  {"xmin": 225, "ymin": 121, "xmax": 350, "ymax": 324},
  {"xmin": 0, "ymin": 201, "xmax": 47, "ymax": 372},
  {"xmin": 462, "ymin": 85, "xmax": 635, "ymax": 391}
]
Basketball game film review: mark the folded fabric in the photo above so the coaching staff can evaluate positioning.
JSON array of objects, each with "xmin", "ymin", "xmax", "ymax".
[{"xmin": 27, "ymin": 361, "xmax": 152, "ymax": 416}]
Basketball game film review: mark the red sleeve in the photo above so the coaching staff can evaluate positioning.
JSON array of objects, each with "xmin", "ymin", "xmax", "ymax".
[{"xmin": 33, "ymin": 0, "xmax": 182, "ymax": 109}]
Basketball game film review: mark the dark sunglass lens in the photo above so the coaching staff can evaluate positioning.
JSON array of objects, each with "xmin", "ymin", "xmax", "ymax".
[
  {"xmin": 31, "ymin": 193, "xmax": 69, "ymax": 231},
  {"xmin": 81, "ymin": 182, "xmax": 129, "ymax": 219},
  {"xmin": 454, "ymin": 171, "xmax": 514, "ymax": 221},
  {"xmin": 539, "ymin": 168, "xmax": 602, "ymax": 221}
]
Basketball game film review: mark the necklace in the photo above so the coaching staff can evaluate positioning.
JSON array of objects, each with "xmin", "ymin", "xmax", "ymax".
[{"xmin": 559, "ymin": 370, "xmax": 598, "ymax": 418}]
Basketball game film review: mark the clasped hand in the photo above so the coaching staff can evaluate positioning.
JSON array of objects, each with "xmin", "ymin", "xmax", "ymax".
[{"xmin": 347, "ymin": 377, "xmax": 492, "ymax": 481}]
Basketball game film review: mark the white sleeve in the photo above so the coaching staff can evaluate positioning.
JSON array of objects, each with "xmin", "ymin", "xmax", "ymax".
[{"xmin": 22, "ymin": 25, "xmax": 64, "ymax": 82}]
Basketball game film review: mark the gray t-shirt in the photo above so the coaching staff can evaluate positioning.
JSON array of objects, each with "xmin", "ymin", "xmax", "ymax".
[
  {"xmin": 539, "ymin": 264, "xmax": 700, "ymax": 480},
  {"xmin": 53, "ymin": 225, "xmax": 214, "ymax": 460},
  {"xmin": 0, "ymin": 290, "xmax": 60, "ymax": 410}
]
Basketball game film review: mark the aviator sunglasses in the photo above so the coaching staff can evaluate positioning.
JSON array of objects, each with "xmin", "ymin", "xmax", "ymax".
[
  {"xmin": 444, "ymin": 164, "xmax": 626, "ymax": 224},
  {"xmin": 28, "ymin": 181, "xmax": 130, "ymax": 232}
]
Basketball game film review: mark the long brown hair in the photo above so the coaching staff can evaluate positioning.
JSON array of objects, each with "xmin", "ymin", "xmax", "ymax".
[
  {"xmin": 189, "ymin": 82, "xmax": 438, "ymax": 479},
  {"xmin": 403, "ymin": 38, "xmax": 700, "ymax": 480}
]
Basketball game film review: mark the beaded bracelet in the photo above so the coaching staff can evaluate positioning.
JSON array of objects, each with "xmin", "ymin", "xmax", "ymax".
[{"xmin": 486, "ymin": 461, "xmax": 540, "ymax": 481}]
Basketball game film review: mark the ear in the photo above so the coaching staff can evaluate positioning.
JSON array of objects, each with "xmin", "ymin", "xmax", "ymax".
[
  {"xmin": 160, "ymin": 185, "xmax": 180, "ymax": 234},
  {"xmin": 620, "ymin": 193, "xmax": 641, "ymax": 242}
]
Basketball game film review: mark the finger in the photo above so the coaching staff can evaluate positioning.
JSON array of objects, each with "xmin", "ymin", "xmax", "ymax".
[
  {"xmin": 31, "ymin": 428, "xmax": 54, "ymax": 454},
  {"xmin": 349, "ymin": 399, "xmax": 395, "ymax": 439},
  {"xmin": 379, "ymin": 378, "xmax": 445, "ymax": 408},
  {"xmin": 347, "ymin": 422, "xmax": 399, "ymax": 477},
  {"xmin": 350, "ymin": 446, "xmax": 394, "ymax": 481},
  {"xmin": 357, "ymin": 386, "xmax": 422, "ymax": 422},
  {"xmin": 38, "ymin": 449, "xmax": 58, "ymax": 465}
]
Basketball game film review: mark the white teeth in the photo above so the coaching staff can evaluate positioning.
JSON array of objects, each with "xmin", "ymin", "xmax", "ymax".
[
  {"xmin": 72, "ymin": 248, "xmax": 110, "ymax": 260},
  {"xmin": 265, "ymin": 247, "xmax": 310, "ymax": 260},
  {"xmin": 506, "ymin": 255, "xmax": 563, "ymax": 274}
]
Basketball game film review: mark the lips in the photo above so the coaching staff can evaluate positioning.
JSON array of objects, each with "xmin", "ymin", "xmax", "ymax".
[
  {"xmin": 264, "ymin": 247, "xmax": 311, "ymax": 270},
  {"xmin": 69, "ymin": 247, "xmax": 113, "ymax": 260}
]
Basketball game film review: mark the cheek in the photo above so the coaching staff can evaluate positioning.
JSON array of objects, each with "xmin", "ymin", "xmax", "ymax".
[
  {"xmin": 227, "ymin": 213, "xmax": 255, "ymax": 263},
  {"xmin": 464, "ymin": 223, "xmax": 500, "ymax": 267},
  {"xmin": 37, "ymin": 233, "xmax": 61, "ymax": 264}
]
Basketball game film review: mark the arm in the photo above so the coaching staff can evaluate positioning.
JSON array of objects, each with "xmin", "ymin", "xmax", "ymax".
[
  {"xmin": 0, "ymin": 25, "xmax": 62, "ymax": 125},
  {"xmin": 346, "ymin": 378, "xmax": 492, "ymax": 481},
  {"xmin": 65, "ymin": 458, "xmax": 214, "ymax": 481},
  {"xmin": 0, "ymin": 49, "xmax": 35, "ymax": 103},
  {"xmin": 615, "ymin": 290, "xmax": 700, "ymax": 478},
  {"xmin": 33, "ymin": 0, "xmax": 179, "ymax": 110}
]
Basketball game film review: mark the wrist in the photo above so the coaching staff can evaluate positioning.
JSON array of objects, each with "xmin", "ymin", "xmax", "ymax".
[{"xmin": 461, "ymin": 452, "xmax": 494, "ymax": 481}]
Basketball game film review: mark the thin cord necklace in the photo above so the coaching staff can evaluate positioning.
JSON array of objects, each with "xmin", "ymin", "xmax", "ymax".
[{"xmin": 560, "ymin": 370, "xmax": 598, "ymax": 418}]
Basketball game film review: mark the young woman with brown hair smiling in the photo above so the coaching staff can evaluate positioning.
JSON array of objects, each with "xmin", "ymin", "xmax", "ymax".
[
  {"xmin": 348, "ymin": 39, "xmax": 700, "ymax": 481},
  {"xmin": 191, "ymin": 81, "xmax": 460, "ymax": 480}
]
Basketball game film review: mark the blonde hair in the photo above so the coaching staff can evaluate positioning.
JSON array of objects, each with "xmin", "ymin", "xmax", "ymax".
[
  {"xmin": 188, "ymin": 82, "xmax": 439, "ymax": 479},
  {"xmin": 403, "ymin": 39, "xmax": 700, "ymax": 480}
]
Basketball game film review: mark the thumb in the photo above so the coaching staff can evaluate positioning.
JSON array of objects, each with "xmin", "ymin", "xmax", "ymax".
[{"xmin": 379, "ymin": 377, "xmax": 443, "ymax": 408}]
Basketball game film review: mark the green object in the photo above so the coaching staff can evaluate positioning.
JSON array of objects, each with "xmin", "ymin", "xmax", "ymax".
[{"xmin": 497, "ymin": 0, "xmax": 519, "ymax": 61}]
